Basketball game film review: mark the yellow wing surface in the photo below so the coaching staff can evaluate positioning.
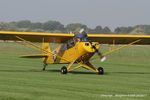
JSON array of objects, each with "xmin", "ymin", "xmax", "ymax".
[
  {"xmin": 88, "ymin": 34, "xmax": 150, "ymax": 44},
  {"xmin": 0, "ymin": 31, "xmax": 150, "ymax": 44},
  {"xmin": 0, "ymin": 31, "xmax": 74, "ymax": 43}
]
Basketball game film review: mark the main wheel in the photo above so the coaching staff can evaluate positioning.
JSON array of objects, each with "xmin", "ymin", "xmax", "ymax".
[
  {"xmin": 61, "ymin": 66, "xmax": 67, "ymax": 74},
  {"xmin": 97, "ymin": 67, "xmax": 104, "ymax": 75}
]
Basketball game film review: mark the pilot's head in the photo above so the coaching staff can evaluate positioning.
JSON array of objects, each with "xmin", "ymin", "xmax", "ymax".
[
  {"xmin": 76, "ymin": 38, "xmax": 81, "ymax": 42},
  {"xmin": 74, "ymin": 33, "xmax": 88, "ymax": 42}
]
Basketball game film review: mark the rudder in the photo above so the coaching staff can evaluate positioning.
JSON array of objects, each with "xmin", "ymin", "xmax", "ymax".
[{"xmin": 42, "ymin": 38, "xmax": 54, "ymax": 64}]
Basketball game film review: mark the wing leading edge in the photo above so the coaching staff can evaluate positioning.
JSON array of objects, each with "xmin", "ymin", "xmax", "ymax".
[
  {"xmin": 0, "ymin": 31, "xmax": 150, "ymax": 44},
  {"xmin": 88, "ymin": 34, "xmax": 150, "ymax": 44},
  {"xmin": 0, "ymin": 31, "xmax": 74, "ymax": 43}
]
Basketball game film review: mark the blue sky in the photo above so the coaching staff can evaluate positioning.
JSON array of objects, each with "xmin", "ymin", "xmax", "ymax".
[{"xmin": 0, "ymin": 0, "xmax": 150, "ymax": 29}]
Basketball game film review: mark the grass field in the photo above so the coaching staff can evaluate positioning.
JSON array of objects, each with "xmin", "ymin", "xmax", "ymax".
[{"xmin": 0, "ymin": 42, "xmax": 150, "ymax": 100}]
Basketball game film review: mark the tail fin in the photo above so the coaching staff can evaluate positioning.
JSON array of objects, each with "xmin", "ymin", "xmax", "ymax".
[
  {"xmin": 42, "ymin": 39, "xmax": 54, "ymax": 64},
  {"xmin": 42, "ymin": 42, "xmax": 51, "ymax": 54}
]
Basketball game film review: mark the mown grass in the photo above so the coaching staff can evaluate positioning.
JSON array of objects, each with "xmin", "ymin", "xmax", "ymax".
[{"xmin": 0, "ymin": 42, "xmax": 150, "ymax": 100}]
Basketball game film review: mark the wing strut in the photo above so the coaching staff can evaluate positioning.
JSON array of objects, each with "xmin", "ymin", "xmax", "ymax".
[{"xmin": 90, "ymin": 39, "xmax": 142, "ymax": 61}]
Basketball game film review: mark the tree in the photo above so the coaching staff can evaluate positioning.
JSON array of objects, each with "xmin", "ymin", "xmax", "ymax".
[
  {"xmin": 88, "ymin": 26, "xmax": 102, "ymax": 34},
  {"xmin": 66, "ymin": 23, "xmax": 87, "ymax": 33},
  {"xmin": 0, "ymin": 22, "xmax": 17, "ymax": 31},
  {"xmin": 134, "ymin": 25, "xmax": 150, "ymax": 34},
  {"xmin": 94, "ymin": 26, "xmax": 103, "ymax": 34},
  {"xmin": 31, "ymin": 22, "xmax": 42, "ymax": 29},
  {"xmin": 42, "ymin": 21, "xmax": 64, "ymax": 32},
  {"xmin": 88, "ymin": 26, "xmax": 112, "ymax": 34},
  {"xmin": 15, "ymin": 20, "xmax": 32, "ymax": 28},
  {"xmin": 102, "ymin": 27, "xmax": 111, "ymax": 34},
  {"xmin": 114, "ymin": 27, "xmax": 133, "ymax": 34},
  {"xmin": 0, "ymin": 22, "xmax": 9, "ymax": 31}
]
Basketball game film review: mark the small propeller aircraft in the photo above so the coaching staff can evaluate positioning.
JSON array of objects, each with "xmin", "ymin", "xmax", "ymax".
[{"xmin": 0, "ymin": 29, "xmax": 150, "ymax": 75}]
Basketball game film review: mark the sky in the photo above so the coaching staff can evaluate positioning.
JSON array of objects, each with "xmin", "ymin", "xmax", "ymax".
[{"xmin": 0, "ymin": 0, "xmax": 150, "ymax": 29}]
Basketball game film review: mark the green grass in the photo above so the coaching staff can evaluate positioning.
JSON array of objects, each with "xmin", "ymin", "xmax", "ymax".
[{"xmin": 0, "ymin": 42, "xmax": 150, "ymax": 100}]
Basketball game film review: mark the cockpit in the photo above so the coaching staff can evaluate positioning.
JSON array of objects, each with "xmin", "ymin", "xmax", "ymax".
[
  {"xmin": 74, "ymin": 33, "xmax": 89, "ymax": 42},
  {"xmin": 60, "ymin": 33, "xmax": 89, "ymax": 51}
]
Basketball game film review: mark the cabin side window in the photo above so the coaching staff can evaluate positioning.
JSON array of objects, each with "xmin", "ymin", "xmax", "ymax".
[{"xmin": 60, "ymin": 39, "xmax": 75, "ymax": 51}]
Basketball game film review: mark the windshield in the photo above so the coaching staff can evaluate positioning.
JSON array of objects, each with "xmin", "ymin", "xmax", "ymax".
[
  {"xmin": 60, "ymin": 33, "xmax": 89, "ymax": 51},
  {"xmin": 74, "ymin": 33, "xmax": 89, "ymax": 42}
]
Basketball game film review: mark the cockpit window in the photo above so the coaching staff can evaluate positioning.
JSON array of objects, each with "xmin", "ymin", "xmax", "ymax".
[
  {"xmin": 74, "ymin": 33, "xmax": 89, "ymax": 42},
  {"xmin": 67, "ymin": 39, "xmax": 75, "ymax": 49},
  {"xmin": 60, "ymin": 39, "xmax": 75, "ymax": 51},
  {"xmin": 60, "ymin": 33, "xmax": 89, "ymax": 51}
]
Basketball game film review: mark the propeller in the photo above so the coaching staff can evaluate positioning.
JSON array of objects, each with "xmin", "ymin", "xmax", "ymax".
[
  {"xmin": 89, "ymin": 41, "xmax": 106, "ymax": 62},
  {"xmin": 79, "ymin": 29, "xmax": 106, "ymax": 62}
]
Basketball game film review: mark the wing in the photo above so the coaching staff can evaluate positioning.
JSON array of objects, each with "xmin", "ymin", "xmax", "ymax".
[
  {"xmin": 1, "ymin": 31, "xmax": 150, "ymax": 44},
  {"xmin": 88, "ymin": 34, "xmax": 150, "ymax": 44},
  {"xmin": 0, "ymin": 31, "xmax": 74, "ymax": 43}
]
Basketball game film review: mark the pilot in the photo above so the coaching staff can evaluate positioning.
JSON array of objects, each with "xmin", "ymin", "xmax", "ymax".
[{"xmin": 76, "ymin": 38, "xmax": 81, "ymax": 42}]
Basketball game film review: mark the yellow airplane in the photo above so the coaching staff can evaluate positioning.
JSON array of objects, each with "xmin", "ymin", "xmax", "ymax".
[{"xmin": 0, "ymin": 30, "xmax": 150, "ymax": 75}]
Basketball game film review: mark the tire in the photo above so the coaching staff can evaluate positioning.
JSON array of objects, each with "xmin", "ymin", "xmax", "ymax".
[
  {"xmin": 61, "ymin": 66, "xmax": 67, "ymax": 74},
  {"xmin": 97, "ymin": 67, "xmax": 104, "ymax": 75}
]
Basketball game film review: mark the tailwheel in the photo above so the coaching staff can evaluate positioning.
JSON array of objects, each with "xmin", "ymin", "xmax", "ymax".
[
  {"xmin": 42, "ymin": 64, "xmax": 47, "ymax": 71},
  {"xmin": 61, "ymin": 66, "xmax": 68, "ymax": 74},
  {"xmin": 97, "ymin": 67, "xmax": 104, "ymax": 75}
]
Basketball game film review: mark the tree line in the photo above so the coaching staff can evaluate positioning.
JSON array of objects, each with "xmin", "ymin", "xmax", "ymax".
[{"xmin": 0, "ymin": 20, "xmax": 150, "ymax": 35}]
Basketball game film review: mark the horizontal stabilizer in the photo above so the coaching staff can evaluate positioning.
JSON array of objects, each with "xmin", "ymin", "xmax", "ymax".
[{"xmin": 20, "ymin": 54, "xmax": 48, "ymax": 58}]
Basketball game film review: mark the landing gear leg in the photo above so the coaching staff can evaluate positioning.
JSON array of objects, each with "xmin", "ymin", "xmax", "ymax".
[{"xmin": 42, "ymin": 64, "xmax": 47, "ymax": 71}]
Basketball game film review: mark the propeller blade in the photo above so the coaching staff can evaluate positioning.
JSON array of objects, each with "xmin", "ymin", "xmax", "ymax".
[
  {"xmin": 100, "ymin": 56, "xmax": 106, "ymax": 62},
  {"xmin": 89, "ymin": 41, "xmax": 106, "ymax": 62},
  {"xmin": 79, "ymin": 28, "xmax": 84, "ymax": 34}
]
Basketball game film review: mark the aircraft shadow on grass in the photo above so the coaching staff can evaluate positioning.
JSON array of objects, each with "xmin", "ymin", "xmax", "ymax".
[
  {"xmin": 48, "ymin": 69, "xmax": 96, "ymax": 74},
  {"xmin": 0, "ymin": 69, "xmax": 150, "ymax": 75},
  {"xmin": 0, "ymin": 69, "xmax": 96, "ymax": 74}
]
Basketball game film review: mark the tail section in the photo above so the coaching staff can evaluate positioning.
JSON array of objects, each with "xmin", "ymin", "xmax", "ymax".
[
  {"xmin": 20, "ymin": 38, "xmax": 55, "ymax": 64},
  {"xmin": 42, "ymin": 42, "xmax": 51, "ymax": 54},
  {"xmin": 42, "ymin": 40, "xmax": 54, "ymax": 64}
]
